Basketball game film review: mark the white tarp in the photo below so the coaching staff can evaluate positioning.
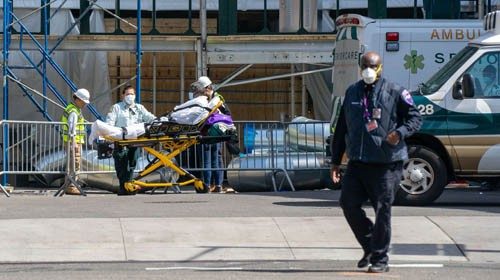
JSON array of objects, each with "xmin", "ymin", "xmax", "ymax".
[
  {"xmin": 302, "ymin": 67, "xmax": 333, "ymax": 121},
  {"xmin": 0, "ymin": 8, "xmax": 111, "ymax": 122}
]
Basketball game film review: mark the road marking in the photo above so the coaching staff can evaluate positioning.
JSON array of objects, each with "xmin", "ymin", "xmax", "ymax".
[
  {"xmin": 389, "ymin": 264, "xmax": 444, "ymax": 268},
  {"xmin": 146, "ymin": 264, "xmax": 444, "ymax": 271},
  {"xmin": 146, "ymin": 266, "xmax": 243, "ymax": 271}
]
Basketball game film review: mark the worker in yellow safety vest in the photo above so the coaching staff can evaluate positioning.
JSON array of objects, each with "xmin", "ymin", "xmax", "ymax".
[{"xmin": 61, "ymin": 88, "xmax": 90, "ymax": 195}]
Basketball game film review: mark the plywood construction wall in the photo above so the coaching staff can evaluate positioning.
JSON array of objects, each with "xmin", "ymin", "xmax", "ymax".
[{"xmin": 105, "ymin": 18, "xmax": 307, "ymax": 121}]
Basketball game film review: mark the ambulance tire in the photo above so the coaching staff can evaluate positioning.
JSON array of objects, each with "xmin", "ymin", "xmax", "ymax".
[{"xmin": 395, "ymin": 145, "xmax": 447, "ymax": 206}]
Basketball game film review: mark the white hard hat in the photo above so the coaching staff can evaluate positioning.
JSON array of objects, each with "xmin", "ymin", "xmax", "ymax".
[
  {"xmin": 197, "ymin": 76, "xmax": 212, "ymax": 88},
  {"xmin": 74, "ymin": 88, "xmax": 90, "ymax": 104}
]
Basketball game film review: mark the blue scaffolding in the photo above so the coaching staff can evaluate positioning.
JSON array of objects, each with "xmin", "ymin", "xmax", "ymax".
[{"xmin": 1, "ymin": 0, "xmax": 144, "ymax": 189}]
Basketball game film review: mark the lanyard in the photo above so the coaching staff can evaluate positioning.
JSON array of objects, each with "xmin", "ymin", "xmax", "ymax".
[
  {"xmin": 362, "ymin": 92, "xmax": 371, "ymax": 122},
  {"xmin": 361, "ymin": 81, "xmax": 385, "ymax": 122}
]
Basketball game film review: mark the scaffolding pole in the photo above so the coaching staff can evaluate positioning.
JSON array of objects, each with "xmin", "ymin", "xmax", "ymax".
[
  {"xmin": 42, "ymin": 0, "xmax": 49, "ymax": 121},
  {"xmin": 136, "ymin": 0, "xmax": 142, "ymax": 102},
  {"xmin": 2, "ymin": 0, "xmax": 12, "ymax": 192},
  {"xmin": 200, "ymin": 0, "xmax": 208, "ymax": 77}
]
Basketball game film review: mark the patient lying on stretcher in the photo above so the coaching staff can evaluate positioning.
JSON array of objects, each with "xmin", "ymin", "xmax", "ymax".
[{"xmin": 88, "ymin": 92, "xmax": 238, "ymax": 146}]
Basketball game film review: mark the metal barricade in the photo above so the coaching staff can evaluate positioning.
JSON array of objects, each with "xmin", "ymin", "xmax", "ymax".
[
  {"xmin": 182, "ymin": 120, "xmax": 332, "ymax": 193},
  {"xmin": 1, "ymin": 120, "xmax": 67, "ymax": 196},
  {"xmin": 220, "ymin": 120, "xmax": 332, "ymax": 192},
  {"xmin": 177, "ymin": 121, "xmax": 295, "ymax": 192},
  {"xmin": 0, "ymin": 119, "xmax": 332, "ymax": 196}
]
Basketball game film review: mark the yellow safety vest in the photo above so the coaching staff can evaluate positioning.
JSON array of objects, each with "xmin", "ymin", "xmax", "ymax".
[{"xmin": 61, "ymin": 103, "xmax": 85, "ymax": 144}]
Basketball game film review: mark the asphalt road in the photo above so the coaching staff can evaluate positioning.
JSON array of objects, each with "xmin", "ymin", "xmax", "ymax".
[
  {"xmin": 0, "ymin": 260, "xmax": 499, "ymax": 280},
  {"xmin": 1, "ymin": 187, "xmax": 499, "ymax": 279}
]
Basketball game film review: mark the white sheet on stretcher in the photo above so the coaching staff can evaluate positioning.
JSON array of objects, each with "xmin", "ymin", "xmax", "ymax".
[
  {"xmin": 89, "ymin": 120, "xmax": 145, "ymax": 143},
  {"xmin": 89, "ymin": 95, "xmax": 221, "ymax": 142},
  {"xmin": 169, "ymin": 95, "xmax": 221, "ymax": 125}
]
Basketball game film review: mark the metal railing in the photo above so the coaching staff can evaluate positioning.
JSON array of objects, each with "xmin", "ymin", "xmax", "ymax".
[
  {"xmin": 8, "ymin": 0, "xmax": 487, "ymax": 37},
  {"xmin": 1, "ymin": 0, "xmax": 341, "ymax": 36},
  {"xmin": 0, "ymin": 119, "xmax": 332, "ymax": 196}
]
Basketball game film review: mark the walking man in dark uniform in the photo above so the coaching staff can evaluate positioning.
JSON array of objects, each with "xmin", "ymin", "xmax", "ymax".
[{"xmin": 330, "ymin": 51, "xmax": 422, "ymax": 273}]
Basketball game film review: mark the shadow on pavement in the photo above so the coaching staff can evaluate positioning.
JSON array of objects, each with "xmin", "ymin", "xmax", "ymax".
[
  {"xmin": 272, "ymin": 201, "xmax": 339, "ymax": 208},
  {"xmin": 390, "ymin": 243, "xmax": 464, "ymax": 256}
]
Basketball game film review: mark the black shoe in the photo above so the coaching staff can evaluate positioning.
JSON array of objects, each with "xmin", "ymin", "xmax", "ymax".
[
  {"xmin": 117, "ymin": 191, "xmax": 136, "ymax": 196},
  {"xmin": 368, "ymin": 263, "xmax": 389, "ymax": 273},
  {"xmin": 357, "ymin": 252, "xmax": 371, "ymax": 268}
]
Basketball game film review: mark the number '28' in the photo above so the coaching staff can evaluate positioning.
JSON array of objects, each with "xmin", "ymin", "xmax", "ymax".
[{"xmin": 417, "ymin": 104, "xmax": 434, "ymax": 115}]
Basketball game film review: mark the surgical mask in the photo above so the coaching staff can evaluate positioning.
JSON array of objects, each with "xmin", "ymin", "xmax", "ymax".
[
  {"xmin": 124, "ymin": 94, "xmax": 135, "ymax": 105},
  {"xmin": 361, "ymin": 67, "xmax": 378, "ymax": 84}
]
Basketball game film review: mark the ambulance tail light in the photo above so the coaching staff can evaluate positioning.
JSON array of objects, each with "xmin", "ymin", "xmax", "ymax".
[
  {"xmin": 335, "ymin": 17, "xmax": 360, "ymax": 27},
  {"xmin": 385, "ymin": 32, "xmax": 399, "ymax": 52},
  {"xmin": 386, "ymin": 32, "xmax": 399, "ymax": 41}
]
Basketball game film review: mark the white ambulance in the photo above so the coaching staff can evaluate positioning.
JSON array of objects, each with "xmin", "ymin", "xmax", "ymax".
[
  {"xmin": 332, "ymin": 14, "xmax": 483, "ymax": 100},
  {"xmin": 332, "ymin": 12, "xmax": 500, "ymax": 205}
]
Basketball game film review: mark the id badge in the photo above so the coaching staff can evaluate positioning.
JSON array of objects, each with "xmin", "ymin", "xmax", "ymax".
[
  {"xmin": 372, "ymin": 108, "xmax": 381, "ymax": 119},
  {"xmin": 365, "ymin": 119, "xmax": 378, "ymax": 132}
]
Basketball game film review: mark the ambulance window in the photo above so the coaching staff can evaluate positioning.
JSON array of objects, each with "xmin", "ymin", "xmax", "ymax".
[
  {"xmin": 463, "ymin": 52, "xmax": 500, "ymax": 98},
  {"xmin": 421, "ymin": 46, "xmax": 477, "ymax": 95}
]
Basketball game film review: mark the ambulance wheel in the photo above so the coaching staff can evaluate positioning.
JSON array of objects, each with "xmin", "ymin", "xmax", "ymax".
[{"xmin": 395, "ymin": 145, "xmax": 447, "ymax": 206}]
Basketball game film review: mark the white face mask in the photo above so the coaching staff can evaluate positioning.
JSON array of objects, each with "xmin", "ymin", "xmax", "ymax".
[
  {"xmin": 361, "ymin": 67, "xmax": 378, "ymax": 84},
  {"xmin": 124, "ymin": 94, "xmax": 135, "ymax": 105}
]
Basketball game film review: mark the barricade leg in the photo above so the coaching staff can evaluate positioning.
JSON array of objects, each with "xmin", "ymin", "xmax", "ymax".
[
  {"xmin": 0, "ymin": 183, "xmax": 10, "ymax": 197},
  {"xmin": 271, "ymin": 168, "xmax": 295, "ymax": 192},
  {"xmin": 161, "ymin": 168, "xmax": 181, "ymax": 194},
  {"xmin": 147, "ymin": 168, "xmax": 181, "ymax": 195},
  {"xmin": 55, "ymin": 175, "xmax": 86, "ymax": 197},
  {"xmin": 54, "ymin": 142, "xmax": 86, "ymax": 197},
  {"xmin": 169, "ymin": 177, "xmax": 181, "ymax": 194}
]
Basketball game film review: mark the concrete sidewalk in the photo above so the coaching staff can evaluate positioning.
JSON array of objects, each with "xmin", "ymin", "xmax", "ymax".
[{"xmin": 0, "ymin": 216, "xmax": 498, "ymax": 263}]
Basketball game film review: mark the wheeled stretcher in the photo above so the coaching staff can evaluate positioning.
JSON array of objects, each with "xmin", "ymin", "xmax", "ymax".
[{"xmin": 100, "ymin": 101, "xmax": 236, "ymax": 193}]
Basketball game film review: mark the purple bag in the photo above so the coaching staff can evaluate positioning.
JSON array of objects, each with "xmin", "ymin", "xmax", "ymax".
[{"xmin": 205, "ymin": 113, "xmax": 233, "ymax": 126}]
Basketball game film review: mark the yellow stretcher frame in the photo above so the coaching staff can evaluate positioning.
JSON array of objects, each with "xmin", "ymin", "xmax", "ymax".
[
  {"xmin": 105, "ymin": 100, "xmax": 225, "ymax": 194},
  {"xmin": 117, "ymin": 135, "xmax": 205, "ymax": 193}
]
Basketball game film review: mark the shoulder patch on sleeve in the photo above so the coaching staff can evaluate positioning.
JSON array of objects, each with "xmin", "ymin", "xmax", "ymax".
[{"xmin": 401, "ymin": 89, "xmax": 414, "ymax": 105}]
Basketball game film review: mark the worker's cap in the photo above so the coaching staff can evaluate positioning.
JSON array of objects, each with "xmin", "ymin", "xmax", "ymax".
[
  {"xmin": 197, "ymin": 76, "xmax": 212, "ymax": 88},
  {"xmin": 74, "ymin": 88, "xmax": 90, "ymax": 104}
]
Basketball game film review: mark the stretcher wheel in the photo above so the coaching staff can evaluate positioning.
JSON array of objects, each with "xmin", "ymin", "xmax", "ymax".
[
  {"xmin": 124, "ymin": 182, "xmax": 141, "ymax": 193},
  {"xmin": 194, "ymin": 179, "xmax": 208, "ymax": 193}
]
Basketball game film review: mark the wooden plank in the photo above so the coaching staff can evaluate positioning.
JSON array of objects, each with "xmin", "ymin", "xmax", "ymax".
[{"xmin": 107, "ymin": 51, "xmax": 310, "ymax": 121}]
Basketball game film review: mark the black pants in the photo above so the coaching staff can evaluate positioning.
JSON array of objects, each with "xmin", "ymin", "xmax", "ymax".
[
  {"xmin": 339, "ymin": 161, "xmax": 403, "ymax": 265},
  {"xmin": 112, "ymin": 146, "xmax": 139, "ymax": 193}
]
